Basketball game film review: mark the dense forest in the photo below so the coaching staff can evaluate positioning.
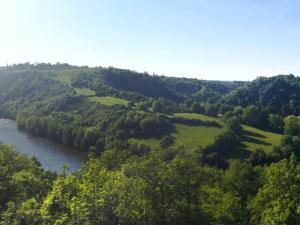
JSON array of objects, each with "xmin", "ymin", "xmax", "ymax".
[
  {"xmin": 1, "ymin": 63, "xmax": 300, "ymax": 224},
  {"xmin": 2, "ymin": 143, "xmax": 300, "ymax": 225}
]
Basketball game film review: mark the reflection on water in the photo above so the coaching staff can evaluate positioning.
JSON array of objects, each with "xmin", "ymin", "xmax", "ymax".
[{"xmin": 0, "ymin": 119, "xmax": 87, "ymax": 172}]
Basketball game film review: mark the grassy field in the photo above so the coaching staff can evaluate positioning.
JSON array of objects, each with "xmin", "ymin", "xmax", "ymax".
[
  {"xmin": 50, "ymin": 69, "xmax": 81, "ymax": 85},
  {"xmin": 173, "ymin": 113, "xmax": 219, "ymax": 123},
  {"xmin": 51, "ymin": 72, "xmax": 96, "ymax": 96},
  {"xmin": 88, "ymin": 96, "xmax": 129, "ymax": 106},
  {"xmin": 74, "ymin": 88, "xmax": 96, "ymax": 96},
  {"xmin": 130, "ymin": 123, "xmax": 224, "ymax": 150},
  {"xmin": 172, "ymin": 123, "xmax": 224, "ymax": 149},
  {"xmin": 174, "ymin": 113, "xmax": 282, "ymax": 152},
  {"xmin": 51, "ymin": 71, "xmax": 129, "ymax": 106},
  {"xmin": 242, "ymin": 125, "xmax": 282, "ymax": 152},
  {"xmin": 131, "ymin": 113, "xmax": 283, "ymax": 153},
  {"xmin": 53, "ymin": 74, "xmax": 72, "ymax": 84}
]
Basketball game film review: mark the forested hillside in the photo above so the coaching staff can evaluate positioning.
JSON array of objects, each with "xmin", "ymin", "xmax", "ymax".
[
  {"xmin": 1, "ymin": 63, "xmax": 300, "ymax": 224},
  {"xmin": 0, "ymin": 63, "xmax": 245, "ymax": 155},
  {"xmin": 222, "ymin": 75, "xmax": 300, "ymax": 115}
]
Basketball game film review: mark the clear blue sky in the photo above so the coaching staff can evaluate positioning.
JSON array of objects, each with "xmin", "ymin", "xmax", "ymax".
[{"xmin": 0, "ymin": 0, "xmax": 299, "ymax": 80}]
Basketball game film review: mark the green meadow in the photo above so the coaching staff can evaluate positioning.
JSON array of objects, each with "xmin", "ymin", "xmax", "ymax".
[
  {"xmin": 242, "ymin": 125, "xmax": 282, "ymax": 152},
  {"xmin": 130, "ymin": 123, "xmax": 224, "ymax": 150},
  {"xmin": 88, "ymin": 96, "xmax": 129, "ymax": 106},
  {"xmin": 173, "ymin": 112, "xmax": 219, "ymax": 122},
  {"xmin": 74, "ymin": 88, "xmax": 96, "ymax": 96},
  {"xmin": 51, "ymin": 72, "xmax": 129, "ymax": 106},
  {"xmin": 51, "ymin": 69, "xmax": 81, "ymax": 84},
  {"xmin": 132, "ymin": 113, "xmax": 283, "ymax": 154}
]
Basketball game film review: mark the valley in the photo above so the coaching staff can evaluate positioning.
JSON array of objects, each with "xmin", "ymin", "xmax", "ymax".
[{"xmin": 0, "ymin": 63, "xmax": 299, "ymax": 225}]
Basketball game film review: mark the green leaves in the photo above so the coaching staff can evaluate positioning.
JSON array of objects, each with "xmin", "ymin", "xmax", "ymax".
[
  {"xmin": 3, "ymin": 133, "xmax": 300, "ymax": 224},
  {"xmin": 251, "ymin": 155, "xmax": 300, "ymax": 225},
  {"xmin": 200, "ymin": 185, "xmax": 242, "ymax": 225}
]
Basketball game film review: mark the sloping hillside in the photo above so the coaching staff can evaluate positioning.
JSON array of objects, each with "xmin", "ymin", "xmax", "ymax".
[
  {"xmin": 47, "ymin": 65, "xmax": 243, "ymax": 103},
  {"xmin": 0, "ymin": 64, "xmax": 284, "ymax": 160},
  {"xmin": 222, "ymin": 75, "xmax": 300, "ymax": 115},
  {"xmin": 131, "ymin": 112, "xmax": 282, "ymax": 154}
]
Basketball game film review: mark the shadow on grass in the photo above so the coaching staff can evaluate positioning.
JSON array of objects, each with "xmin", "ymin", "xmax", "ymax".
[
  {"xmin": 243, "ymin": 136, "xmax": 271, "ymax": 146},
  {"xmin": 244, "ymin": 130, "xmax": 266, "ymax": 138},
  {"xmin": 219, "ymin": 144, "xmax": 251, "ymax": 159}
]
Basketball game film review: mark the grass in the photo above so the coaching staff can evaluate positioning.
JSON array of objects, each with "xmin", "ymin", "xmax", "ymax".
[
  {"xmin": 74, "ymin": 88, "xmax": 96, "ymax": 96},
  {"xmin": 130, "ymin": 123, "xmax": 225, "ymax": 150},
  {"xmin": 172, "ymin": 123, "xmax": 224, "ymax": 149},
  {"xmin": 173, "ymin": 113, "xmax": 219, "ymax": 122},
  {"xmin": 174, "ymin": 113, "xmax": 282, "ymax": 152},
  {"xmin": 131, "ymin": 112, "xmax": 283, "ymax": 154},
  {"xmin": 50, "ymin": 69, "xmax": 82, "ymax": 85},
  {"xmin": 52, "ymin": 74, "xmax": 72, "ymax": 84},
  {"xmin": 51, "ymin": 70, "xmax": 129, "ymax": 106},
  {"xmin": 242, "ymin": 125, "xmax": 282, "ymax": 152},
  {"xmin": 88, "ymin": 96, "xmax": 129, "ymax": 106},
  {"xmin": 51, "ymin": 71, "xmax": 96, "ymax": 97}
]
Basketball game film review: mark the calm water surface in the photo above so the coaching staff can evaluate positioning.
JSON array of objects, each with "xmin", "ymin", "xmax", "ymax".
[{"xmin": 0, "ymin": 119, "xmax": 87, "ymax": 172}]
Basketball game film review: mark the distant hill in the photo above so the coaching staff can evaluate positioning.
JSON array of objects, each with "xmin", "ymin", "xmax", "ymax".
[
  {"xmin": 0, "ymin": 63, "xmax": 292, "ymax": 159},
  {"xmin": 51, "ymin": 65, "xmax": 244, "ymax": 103},
  {"xmin": 0, "ymin": 63, "xmax": 244, "ymax": 103},
  {"xmin": 222, "ymin": 75, "xmax": 300, "ymax": 116}
]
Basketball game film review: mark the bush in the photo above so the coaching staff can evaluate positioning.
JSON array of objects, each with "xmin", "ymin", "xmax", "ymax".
[
  {"xmin": 225, "ymin": 116, "xmax": 243, "ymax": 136},
  {"xmin": 160, "ymin": 135, "xmax": 174, "ymax": 148}
]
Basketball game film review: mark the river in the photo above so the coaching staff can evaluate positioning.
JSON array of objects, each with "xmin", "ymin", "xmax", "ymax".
[{"xmin": 0, "ymin": 119, "xmax": 87, "ymax": 172}]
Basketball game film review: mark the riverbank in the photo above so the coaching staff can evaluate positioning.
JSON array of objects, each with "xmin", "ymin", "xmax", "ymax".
[{"xmin": 0, "ymin": 119, "xmax": 87, "ymax": 172}]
